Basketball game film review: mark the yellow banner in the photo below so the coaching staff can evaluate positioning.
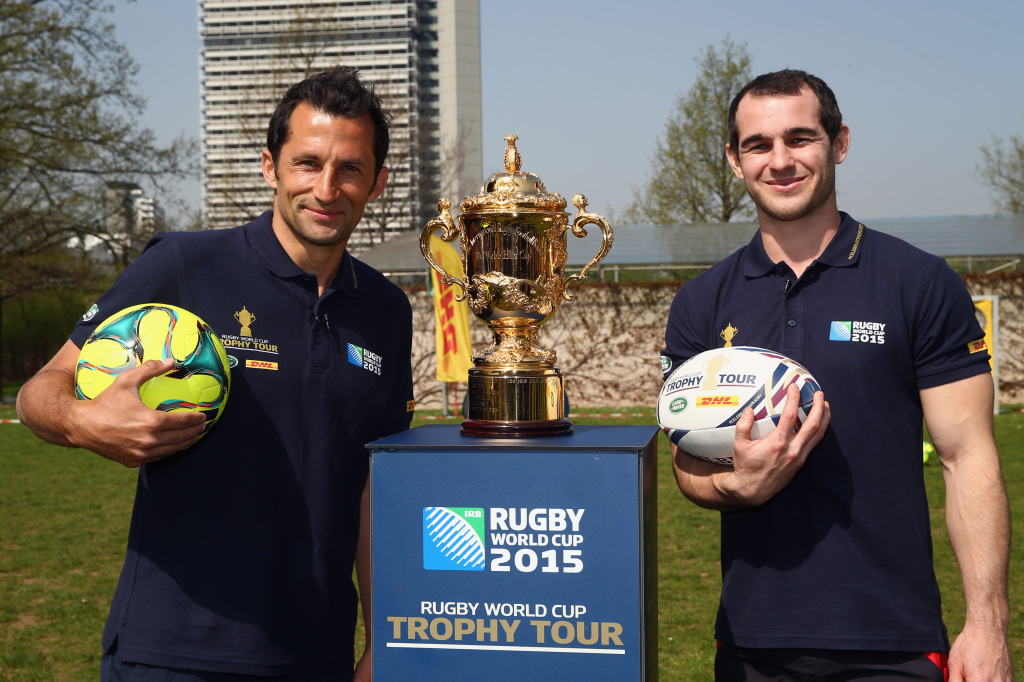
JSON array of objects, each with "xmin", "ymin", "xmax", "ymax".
[{"xmin": 430, "ymin": 235, "xmax": 473, "ymax": 382}]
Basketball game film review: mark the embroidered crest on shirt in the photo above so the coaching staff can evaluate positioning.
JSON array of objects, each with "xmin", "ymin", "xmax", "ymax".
[
  {"xmin": 829, "ymin": 320, "xmax": 886, "ymax": 345},
  {"xmin": 720, "ymin": 323, "xmax": 739, "ymax": 347},
  {"xmin": 234, "ymin": 305, "xmax": 256, "ymax": 337},
  {"xmin": 348, "ymin": 343, "xmax": 382, "ymax": 376}
]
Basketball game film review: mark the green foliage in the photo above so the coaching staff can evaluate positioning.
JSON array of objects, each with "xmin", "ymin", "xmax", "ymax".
[
  {"xmin": 978, "ymin": 122, "xmax": 1024, "ymax": 214},
  {"xmin": 624, "ymin": 37, "xmax": 753, "ymax": 225},
  {"xmin": 2, "ymin": 289, "xmax": 100, "ymax": 383},
  {"xmin": 3, "ymin": 408, "xmax": 1022, "ymax": 679},
  {"xmin": 0, "ymin": 0, "xmax": 196, "ymax": 307}
]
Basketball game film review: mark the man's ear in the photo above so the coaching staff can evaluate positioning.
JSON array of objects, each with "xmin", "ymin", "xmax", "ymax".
[
  {"xmin": 725, "ymin": 144, "xmax": 744, "ymax": 180},
  {"xmin": 261, "ymin": 149, "xmax": 278, "ymax": 190},
  {"xmin": 368, "ymin": 166, "xmax": 389, "ymax": 202},
  {"xmin": 832, "ymin": 125, "xmax": 851, "ymax": 165}
]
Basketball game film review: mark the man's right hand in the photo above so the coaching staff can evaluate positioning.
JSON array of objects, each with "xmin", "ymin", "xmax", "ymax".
[
  {"xmin": 718, "ymin": 384, "xmax": 831, "ymax": 506},
  {"xmin": 17, "ymin": 340, "xmax": 208, "ymax": 467},
  {"xmin": 671, "ymin": 383, "xmax": 830, "ymax": 510},
  {"xmin": 70, "ymin": 357, "xmax": 208, "ymax": 467}
]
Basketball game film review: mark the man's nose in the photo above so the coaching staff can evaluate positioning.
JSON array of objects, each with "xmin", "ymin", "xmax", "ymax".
[
  {"xmin": 768, "ymin": 141, "xmax": 795, "ymax": 171},
  {"xmin": 314, "ymin": 168, "xmax": 341, "ymax": 203}
]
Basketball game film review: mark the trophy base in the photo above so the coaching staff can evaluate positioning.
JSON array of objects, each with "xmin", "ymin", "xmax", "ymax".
[
  {"xmin": 460, "ymin": 418, "xmax": 573, "ymax": 438},
  {"xmin": 460, "ymin": 365, "xmax": 572, "ymax": 438}
]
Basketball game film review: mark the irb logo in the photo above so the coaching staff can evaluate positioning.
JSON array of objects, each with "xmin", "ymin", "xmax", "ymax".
[
  {"xmin": 423, "ymin": 507, "xmax": 486, "ymax": 571},
  {"xmin": 697, "ymin": 395, "xmax": 738, "ymax": 407}
]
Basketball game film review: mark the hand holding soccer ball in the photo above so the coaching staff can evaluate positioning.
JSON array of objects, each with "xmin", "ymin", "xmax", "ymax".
[{"xmin": 73, "ymin": 304, "xmax": 231, "ymax": 465}]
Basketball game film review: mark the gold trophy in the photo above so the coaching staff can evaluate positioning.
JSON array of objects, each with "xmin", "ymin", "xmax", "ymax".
[{"xmin": 421, "ymin": 134, "xmax": 613, "ymax": 437}]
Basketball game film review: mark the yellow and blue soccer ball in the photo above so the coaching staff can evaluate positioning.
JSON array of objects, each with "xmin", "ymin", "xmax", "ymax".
[{"xmin": 75, "ymin": 304, "xmax": 231, "ymax": 431}]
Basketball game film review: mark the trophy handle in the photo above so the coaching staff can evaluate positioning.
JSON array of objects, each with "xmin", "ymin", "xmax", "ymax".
[
  {"xmin": 563, "ymin": 194, "xmax": 614, "ymax": 301},
  {"xmin": 419, "ymin": 198, "xmax": 468, "ymax": 301}
]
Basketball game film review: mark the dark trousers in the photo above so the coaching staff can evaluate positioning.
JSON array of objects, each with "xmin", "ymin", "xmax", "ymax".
[{"xmin": 715, "ymin": 643, "xmax": 948, "ymax": 682}]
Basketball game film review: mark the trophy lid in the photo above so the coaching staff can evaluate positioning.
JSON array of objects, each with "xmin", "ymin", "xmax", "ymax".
[{"xmin": 459, "ymin": 134, "xmax": 568, "ymax": 213}]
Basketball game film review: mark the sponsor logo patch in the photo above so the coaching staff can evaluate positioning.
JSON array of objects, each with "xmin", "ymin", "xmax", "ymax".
[
  {"xmin": 83, "ymin": 304, "xmax": 99, "ymax": 322},
  {"xmin": 697, "ymin": 395, "xmax": 739, "ymax": 407},
  {"xmin": 669, "ymin": 397, "xmax": 687, "ymax": 413},
  {"xmin": 406, "ymin": 400, "xmax": 416, "ymax": 412},
  {"xmin": 968, "ymin": 338, "xmax": 988, "ymax": 354},
  {"xmin": 245, "ymin": 359, "xmax": 278, "ymax": 370}
]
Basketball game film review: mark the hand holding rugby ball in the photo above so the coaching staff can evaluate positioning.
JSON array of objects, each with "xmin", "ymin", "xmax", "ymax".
[{"xmin": 658, "ymin": 347, "xmax": 821, "ymax": 466}]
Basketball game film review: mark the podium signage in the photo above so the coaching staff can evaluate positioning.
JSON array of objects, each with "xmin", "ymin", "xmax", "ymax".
[{"xmin": 369, "ymin": 425, "xmax": 657, "ymax": 681}]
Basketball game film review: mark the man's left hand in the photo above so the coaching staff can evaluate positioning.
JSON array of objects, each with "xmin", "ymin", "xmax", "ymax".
[{"xmin": 948, "ymin": 619, "xmax": 1014, "ymax": 681}]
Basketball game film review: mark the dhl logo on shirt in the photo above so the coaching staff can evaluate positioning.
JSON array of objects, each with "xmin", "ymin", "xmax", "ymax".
[
  {"xmin": 967, "ymin": 338, "xmax": 988, "ymax": 354},
  {"xmin": 697, "ymin": 395, "xmax": 739, "ymax": 407},
  {"xmin": 245, "ymin": 359, "xmax": 279, "ymax": 370}
]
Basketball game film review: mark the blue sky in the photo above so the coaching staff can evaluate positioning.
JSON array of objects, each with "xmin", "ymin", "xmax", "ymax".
[{"xmin": 115, "ymin": 0, "xmax": 1024, "ymax": 221}]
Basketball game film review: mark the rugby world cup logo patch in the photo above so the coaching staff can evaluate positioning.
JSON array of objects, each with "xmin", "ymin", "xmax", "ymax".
[{"xmin": 423, "ymin": 507, "xmax": 486, "ymax": 571}]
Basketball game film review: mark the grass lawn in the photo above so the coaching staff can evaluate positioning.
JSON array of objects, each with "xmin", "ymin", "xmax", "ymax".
[{"xmin": 2, "ymin": 404, "xmax": 1022, "ymax": 680}]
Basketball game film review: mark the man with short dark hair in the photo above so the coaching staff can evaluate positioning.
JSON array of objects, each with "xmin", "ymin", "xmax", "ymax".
[
  {"xmin": 17, "ymin": 66, "xmax": 413, "ymax": 681},
  {"xmin": 662, "ymin": 69, "xmax": 1012, "ymax": 680}
]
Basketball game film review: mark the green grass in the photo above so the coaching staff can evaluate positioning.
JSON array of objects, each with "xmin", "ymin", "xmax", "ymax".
[{"xmin": 2, "ymin": 404, "xmax": 1022, "ymax": 680}]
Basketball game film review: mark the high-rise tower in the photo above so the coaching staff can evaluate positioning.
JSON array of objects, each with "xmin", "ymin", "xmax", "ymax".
[{"xmin": 199, "ymin": 0, "xmax": 481, "ymax": 249}]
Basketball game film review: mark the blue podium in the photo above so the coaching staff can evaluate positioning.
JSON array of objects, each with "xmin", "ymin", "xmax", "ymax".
[{"xmin": 369, "ymin": 424, "xmax": 659, "ymax": 681}]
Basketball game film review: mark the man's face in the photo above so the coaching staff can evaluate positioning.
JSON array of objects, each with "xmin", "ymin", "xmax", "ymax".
[
  {"xmin": 726, "ymin": 87, "xmax": 849, "ymax": 223},
  {"xmin": 261, "ymin": 103, "xmax": 387, "ymax": 252}
]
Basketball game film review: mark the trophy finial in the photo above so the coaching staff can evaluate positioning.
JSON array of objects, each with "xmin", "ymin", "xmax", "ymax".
[{"xmin": 503, "ymin": 134, "xmax": 521, "ymax": 174}]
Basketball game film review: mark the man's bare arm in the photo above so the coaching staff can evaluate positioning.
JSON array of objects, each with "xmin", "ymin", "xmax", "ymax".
[
  {"xmin": 16, "ymin": 339, "xmax": 207, "ymax": 467},
  {"xmin": 923, "ymin": 374, "xmax": 1013, "ymax": 681}
]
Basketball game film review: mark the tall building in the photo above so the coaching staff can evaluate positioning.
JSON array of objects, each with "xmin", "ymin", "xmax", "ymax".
[{"xmin": 198, "ymin": 0, "xmax": 482, "ymax": 249}]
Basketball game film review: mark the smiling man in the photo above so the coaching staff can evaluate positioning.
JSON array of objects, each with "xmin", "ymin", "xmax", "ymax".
[
  {"xmin": 17, "ymin": 66, "xmax": 413, "ymax": 681},
  {"xmin": 661, "ymin": 70, "xmax": 1012, "ymax": 681}
]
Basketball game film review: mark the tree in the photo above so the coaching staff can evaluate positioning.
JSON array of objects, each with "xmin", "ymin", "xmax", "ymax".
[
  {"xmin": 623, "ymin": 36, "xmax": 753, "ymax": 225},
  {"xmin": 0, "ymin": 0, "xmax": 194, "ymax": 391},
  {"xmin": 977, "ymin": 123, "xmax": 1024, "ymax": 214}
]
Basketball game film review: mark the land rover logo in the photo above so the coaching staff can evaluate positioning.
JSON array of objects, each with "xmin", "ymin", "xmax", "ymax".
[{"xmin": 669, "ymin": 397, "xmax": 687, "ymax": 413}]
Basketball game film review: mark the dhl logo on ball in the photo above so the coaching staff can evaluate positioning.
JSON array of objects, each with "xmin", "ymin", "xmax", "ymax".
[{"xmin": 696, "ymin": 395, "xmax": 739, "ymax": 407}]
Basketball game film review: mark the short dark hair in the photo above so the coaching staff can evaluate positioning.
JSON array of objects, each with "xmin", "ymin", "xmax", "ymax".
[
  {"xmin": 728, "ymin": 69, "xmax": 843, "ymax": 153},
  {"xmin": 266, "ymin": 66, "xmax": 391, "ymax": 177}
]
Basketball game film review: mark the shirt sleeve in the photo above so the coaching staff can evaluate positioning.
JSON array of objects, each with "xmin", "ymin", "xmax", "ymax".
[
  {"xmin": 70, "ymin": 233, "xmax": 182, "ymax": 348},
  {"xmin": 913, "ymin": 259, "xmax": 991, "ymax": 389},
  {"xmin": 661, "ymin": 282, "xmax": 713, "ymax": 380}
]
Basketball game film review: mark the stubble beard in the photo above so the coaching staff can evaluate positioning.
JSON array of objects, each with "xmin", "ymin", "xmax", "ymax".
[{"xmin": 748, "ymin": 160, "xmax": 837, "ymax": 224}]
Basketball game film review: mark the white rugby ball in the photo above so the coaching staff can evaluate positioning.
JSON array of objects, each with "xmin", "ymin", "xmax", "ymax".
[{"xmin": 658, "ymin": 346, "xmax": 821, "ymax": 466}]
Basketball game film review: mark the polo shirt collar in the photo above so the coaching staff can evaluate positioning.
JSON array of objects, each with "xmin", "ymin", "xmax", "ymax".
[
  {"xmin": 247, "ymin": 210, "xmax": 361, "ymax": 297},
  {"xmin": 742, "ymin": 211, "xmax": 864, "ymax": 278}
]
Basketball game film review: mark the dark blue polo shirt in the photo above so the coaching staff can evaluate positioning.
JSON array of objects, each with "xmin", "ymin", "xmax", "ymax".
[
  {"xmin": 71, "ymin": 212, "xmax": 414, "ymax": 675},
  {"xmin": 662, "ymin": 212, "xmax": 989, "ymax": 652}
]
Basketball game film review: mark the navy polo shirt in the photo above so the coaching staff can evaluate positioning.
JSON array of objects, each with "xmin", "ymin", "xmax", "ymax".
[
  {"xmin": 662, "ymin": 212, "xmax": 989, "ymax": 652},
  {"xmin": 71, "ymin": 212, "xmax": 414, "ymax": 675}
]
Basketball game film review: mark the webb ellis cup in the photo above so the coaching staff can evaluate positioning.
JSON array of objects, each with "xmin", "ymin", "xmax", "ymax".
[{"xmin": 421, "ymin": 134, "xmax": 613, "ymax": 437}]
